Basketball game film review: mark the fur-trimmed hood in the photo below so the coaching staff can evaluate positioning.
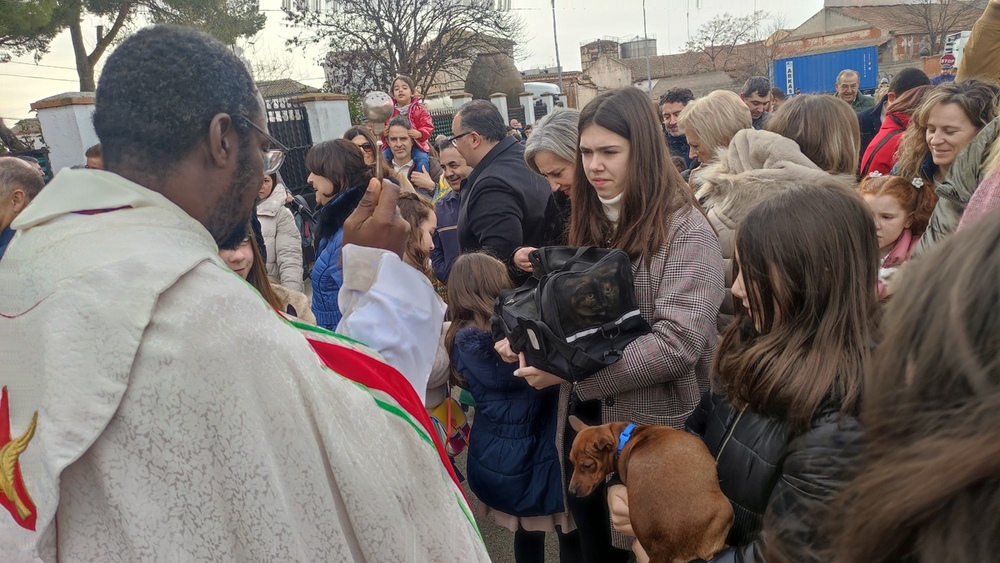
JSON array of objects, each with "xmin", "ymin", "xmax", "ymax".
[
  {"xmin": 454, "ymin": 326, "xmax": 497, "ymax": 362},
  {"xmin": 693, "ymin": 129, "xmax": 853, "ymax": 224}
]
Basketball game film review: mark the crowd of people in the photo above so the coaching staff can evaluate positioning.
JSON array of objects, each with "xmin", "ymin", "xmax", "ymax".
[{"xmin": 3, "ymin": 0, "xmax": 1000, "ymax": 560}]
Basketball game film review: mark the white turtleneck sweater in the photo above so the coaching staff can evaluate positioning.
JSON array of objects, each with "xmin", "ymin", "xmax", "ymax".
[{"xmin": 599, "ymin": 192, "xmax": 623, "ymax": 223}]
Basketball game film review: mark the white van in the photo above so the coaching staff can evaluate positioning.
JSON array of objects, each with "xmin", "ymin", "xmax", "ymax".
[{"xmin": 524, "ymin": 82, "xmax": 561, "ymax": 101}]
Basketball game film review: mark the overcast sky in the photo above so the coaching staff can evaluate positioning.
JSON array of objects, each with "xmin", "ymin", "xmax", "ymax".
[{"xmin": 1, "ymin": 0, "xmax": 823, "ymax": 123}]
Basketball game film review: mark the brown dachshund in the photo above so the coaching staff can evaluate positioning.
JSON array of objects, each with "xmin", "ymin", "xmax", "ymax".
[{"xmin": 568, "ymin": 416, "xmax": 733, "ymax": 563}]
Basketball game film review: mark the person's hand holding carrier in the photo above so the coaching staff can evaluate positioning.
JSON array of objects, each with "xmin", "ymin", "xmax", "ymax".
[{"xmin": 343, "ymin": 177, "xmax": 410, "ymax": 258}]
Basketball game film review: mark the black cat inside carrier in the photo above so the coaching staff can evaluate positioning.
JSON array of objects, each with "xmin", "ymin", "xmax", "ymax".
[{"xmin": 492, "ymin": 246, "xmax": 651, "ymax": 382}]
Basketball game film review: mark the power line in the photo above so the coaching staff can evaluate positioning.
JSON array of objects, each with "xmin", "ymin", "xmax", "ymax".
[
  {"xmin": 4, "ymin": 61, "xmax": 78, "ymax": 71},
  {"xmin": 0, "ymin": 73, "xmax": 78, "ymax": 82}
]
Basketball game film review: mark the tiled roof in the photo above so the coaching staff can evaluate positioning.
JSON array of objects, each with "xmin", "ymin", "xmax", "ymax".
[
  {"xmin": 831, "ymin": 3, "xmax": 984, "ymax": 36},
  {"xmin": 256, "ymin": 79, "xmax": 320, "ymax": 99},
  {"xmin": 779, "ymin": 37, "xmax": 891, "ymax": 57},
  {"xmin": 619, "ymin": 51, "xmax": 716, "ymax": 80}
]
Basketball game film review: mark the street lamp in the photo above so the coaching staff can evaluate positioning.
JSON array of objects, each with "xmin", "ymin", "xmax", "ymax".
[
  {"xmin": 551, "ymin": 0, "xmax": 565, "ymax": 97},
  {"xmin": 643, "ymin": 0, "xmax": 652, "ymax": 93}
]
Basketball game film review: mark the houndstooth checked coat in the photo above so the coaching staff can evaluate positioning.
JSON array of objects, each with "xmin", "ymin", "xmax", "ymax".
[
  {"xmin": 568, "ymin": 204, "xmax": 725, "ymax": 427},
  {"xmin": 554, "ymin": 204, "xmax": 724, "ymax": 549}
]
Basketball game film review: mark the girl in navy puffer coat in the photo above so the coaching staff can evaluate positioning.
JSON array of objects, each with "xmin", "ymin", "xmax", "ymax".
[{"xmin": 446, "ymin": 252, "xmax": 579, "ymax": 563}]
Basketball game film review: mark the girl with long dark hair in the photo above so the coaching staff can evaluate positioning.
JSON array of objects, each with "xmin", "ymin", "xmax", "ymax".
[
  {"xmin": 610, "ymin": 183, "xmax": 880, "ymax": 562},
  {"xmin": 832, "ymin": 212, "xmax": 1000, "ymax": 562},
  {"xmin": 505, "ymin": 87, "xmax": 726, "ymax": 559}
]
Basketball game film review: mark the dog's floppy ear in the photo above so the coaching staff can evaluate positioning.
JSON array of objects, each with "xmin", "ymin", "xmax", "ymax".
[
  {"xmin": 592, "ymin": 432, "xmax": 616, "ymax": 454},
  {"xmin": 569, "ymin": 415, "xmax": 589, "ymax": 433}
]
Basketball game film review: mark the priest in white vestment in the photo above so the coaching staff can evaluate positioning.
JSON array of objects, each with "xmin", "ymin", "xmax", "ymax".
[{"xmin": 0, "ymin": 25, "xmax": 489, "ymax": 562}]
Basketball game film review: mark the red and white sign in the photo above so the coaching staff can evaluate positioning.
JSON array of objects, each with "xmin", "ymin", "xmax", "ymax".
[{"xmin": 940, "ymin": 53, "xmax": 957, "ymax": 69}]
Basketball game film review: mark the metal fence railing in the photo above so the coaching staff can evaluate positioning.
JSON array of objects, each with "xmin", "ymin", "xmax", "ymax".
[
  {"xmin": 265, "ymin": 98, "xmax": 313, "ymax": 197},
  {"xmin": 430, "ymin": 110, "xmax": 455, "ymax": 139}
]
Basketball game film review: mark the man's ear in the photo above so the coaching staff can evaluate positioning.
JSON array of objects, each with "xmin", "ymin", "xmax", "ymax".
[
  {"xmin": 207, "ymin": 113, "xmax": 238, "ymax": 169},
  {"xmin": 10, "ymin": 189, "xmax": 27, "ymax": 213}
]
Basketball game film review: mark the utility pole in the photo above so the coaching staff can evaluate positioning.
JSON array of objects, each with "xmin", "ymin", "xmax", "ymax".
[
  {"xmin": 551, "ymin": 0, "xmax": 565, "ymax": 97},
  {"xmin": 643, "ymin": 0, "xmax": 652, "ymax": 93}
]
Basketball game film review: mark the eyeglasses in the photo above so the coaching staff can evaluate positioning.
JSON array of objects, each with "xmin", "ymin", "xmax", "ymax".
[
  {"xmin": 445, "ymin": 130, "xmax": 474, "ymax": 147},
  {"xmin": 357, "ymin": 142, "xmax": 374, "ymax": 152},
  {"xmin": 236, "ymin": 115, "xmax": 290, "ymax": 175}
]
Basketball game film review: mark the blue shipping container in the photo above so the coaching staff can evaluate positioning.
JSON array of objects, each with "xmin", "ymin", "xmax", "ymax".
[{"xmin": 773, "ymin": 46, "xmax": 879, "ymax": 96}]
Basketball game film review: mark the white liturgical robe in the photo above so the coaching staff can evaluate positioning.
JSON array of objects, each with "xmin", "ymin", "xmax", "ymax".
[{"xmin": 0, "ymin": 169, "xmax": 488, "ymax": 562}]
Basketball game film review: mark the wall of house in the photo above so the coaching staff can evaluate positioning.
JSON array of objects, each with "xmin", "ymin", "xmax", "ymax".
[
  {"xmin": 879, "ymin": 57, "xmax": 930, "ymax": 80},
  {"xmin": 581, "ymin": 40, "xmax": 621, "ymax": 72},
  {"xmin": 650, "ymin": 71, "xmax": 740, "ymax": 98},
  {"xmin": 586, "ymin": 55, "xmax": 633, "ymax": 91},
  {"xmin": 782, "ymin": 27, "xmax": 883, "ymax": 54},
  {"xmin": 789, "ymin": 9, "xmax": 868, "ymax": 37}
]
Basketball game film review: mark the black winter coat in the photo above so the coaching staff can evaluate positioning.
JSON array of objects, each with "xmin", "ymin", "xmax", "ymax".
[
  {"xmin": 685, "ymin": 391, "xmax": 863, "ymax": 563},
  {"xmin": 457, "ymin": 137, "xmax": 558, "ymax": 282},
  {"xmin": 858, "ymin": 97, "xmax": 887, "ymax": 160}
]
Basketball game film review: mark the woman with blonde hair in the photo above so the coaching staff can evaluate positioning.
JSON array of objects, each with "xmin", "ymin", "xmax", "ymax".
[
  {"xmin": 765, "ymin": 94, "xmax": 861, "ymax": 175},
  {"xmin": 677, "ymin": 90, "xmax": 752, "ymax": 168},
  {"xmin": 912, "ymin": 81, "xmax": 1000, "ymax": 255}
]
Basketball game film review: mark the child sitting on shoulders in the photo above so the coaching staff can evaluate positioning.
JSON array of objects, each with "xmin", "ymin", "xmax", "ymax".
[{"xmin": 382, "ymin": 75, "xmax": 434, "ymax": 176}]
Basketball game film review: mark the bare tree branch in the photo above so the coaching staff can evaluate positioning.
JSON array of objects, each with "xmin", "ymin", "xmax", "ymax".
[
  {"xmin": 894, "ymin": 0, "xmax": 985, "ymax": 54},
  {"xmin": 286, "ymin": 0, "xmax": 523, "ymax": 97}
]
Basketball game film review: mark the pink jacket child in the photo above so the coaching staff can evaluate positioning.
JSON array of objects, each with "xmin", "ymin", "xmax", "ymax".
[{"xmin": 878, "ymin": 228, "xmax": 920, "ymax": 300}]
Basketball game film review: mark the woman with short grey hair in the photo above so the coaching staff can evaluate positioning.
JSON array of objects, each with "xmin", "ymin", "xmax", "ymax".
[{"xmin": 524, "ymin": 108, "xmax": 581, "ymax": 199}]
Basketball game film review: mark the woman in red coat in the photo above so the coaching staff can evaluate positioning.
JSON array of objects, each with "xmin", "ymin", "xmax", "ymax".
[{"xmin": 860, "ymin": 86, "xmax": 931, "ymax": 176}]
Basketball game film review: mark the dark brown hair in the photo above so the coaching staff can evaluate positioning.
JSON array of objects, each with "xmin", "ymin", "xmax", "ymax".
[
  {"xmin": 243, "ymin": 233, "xmax": 283, "ymax": 312},
  {"xmin": 397, "ymin": 192, "xmax": 435, "ymax": 280},
  {"xmin": 305, "ymin": 138, "xmax": 374, "ymax": 200},
  {"xmin": 831, "ymin": 211, "xmax": 1000, "ymax": 563},
  {"xmin": 343, "ymin": 126, "xmax": 389, "ymax": 180},
  {"xmin": 857, "ymin": 173, "xmax": 937, "ymax": 235},
  {"xmin": 391, "ymin": 75, "xmax": 416, "ymax": 96},
  {"xmin": 884, "ymin": 84, "xmax": 931, "ymax": 116},
  {"xmin": 444, "ymin": 253, "xmax": 512, "ymax": 385},
  {"xmin": 713, "ymin": 182, "xmax": 880, "ymax": 432},
  {"xmin": 569, "ymin": 87, "xmax": 688, "ymax": 265}
]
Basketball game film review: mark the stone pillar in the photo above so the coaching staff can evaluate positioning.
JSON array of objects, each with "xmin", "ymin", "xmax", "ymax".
[
  {"xmin": 451, "ymin": 93, "xmax": 473, "ymax": 110},
  {"xmin": 290, "ymin": 93, "xmax": 351, "ymax": 143},
  {"xmin": 519, "ymin": 93, "xmax": 536, "ymax": 125},
  {"xmin": 489, "ymin": 93, "xmax": 509, "ymax": 122},
  {"xmin": 30, "ymin": 92, "xmax": 99, "ymax": 173},
  {"xmin": 540, "ymin": 93, "xmax": 556, "ymax": 115}
]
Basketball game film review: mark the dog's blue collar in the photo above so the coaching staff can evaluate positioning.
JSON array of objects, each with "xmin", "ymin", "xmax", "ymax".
[{"xmin": 617, "ymin": 423, "xmax": 637, "ymax": 456}]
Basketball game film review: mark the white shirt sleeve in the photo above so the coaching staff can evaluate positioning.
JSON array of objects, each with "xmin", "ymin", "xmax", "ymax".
[{"xmin": 336, "ymin": 244, "xmax": 445, "ymax": 405}]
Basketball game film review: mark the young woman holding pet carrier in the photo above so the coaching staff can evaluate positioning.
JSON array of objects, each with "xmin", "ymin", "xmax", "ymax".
[
  {"xmin": 607, "ymin": 184, "xmax": 878, "ymax": 562},
  {"xmin": 498, "ymin": 86, "xmax": 726, "ymax": 559}
]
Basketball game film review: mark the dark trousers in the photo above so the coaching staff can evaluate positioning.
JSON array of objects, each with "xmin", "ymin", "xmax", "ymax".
[{"xmin": 562, "ymin": 398, "xmax": 630, "ymax": 563}]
